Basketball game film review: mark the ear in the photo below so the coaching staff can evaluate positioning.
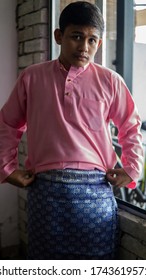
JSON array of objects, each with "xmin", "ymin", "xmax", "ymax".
[
  {"xmin": 54, "ymin": 28, "xmax": 63, "ymax": 45},
  {"xmin": 97, "ymin": 39, "xmax": 102, "ymax": 49}
]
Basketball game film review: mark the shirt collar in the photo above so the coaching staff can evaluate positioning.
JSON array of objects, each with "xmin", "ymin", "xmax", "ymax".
[{"xmin": 57, "ymin": 58, "xmax": 89, "ymax": 76}]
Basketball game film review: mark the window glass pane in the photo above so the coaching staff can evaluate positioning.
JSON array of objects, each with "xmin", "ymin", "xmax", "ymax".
[
  {"xmin": 132, "ymin": 0, "xmax": 146, "ymax": 210},
  {"xmin": 104, "ymin": 0, "xmax": 117, "ymax": 70},
  {"xmin": 133, "ymin": 1, "xmax": 146, "ymax": 122}
]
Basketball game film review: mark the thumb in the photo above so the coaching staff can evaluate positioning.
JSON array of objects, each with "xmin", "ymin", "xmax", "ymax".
[
  {"xmin": 106, "ymin": 169, "xmax": 117, "ymax": 183},
  {"xmin": 106, "ymin": 169, "xmax": 116, "ymax": 175},
  {"xmin": 24, "ymin": 171, "xmax": 35, "ymax": 184},
  {"xmin": 24, "ymin": 170, "xmax": 35, "ymax": 179}
]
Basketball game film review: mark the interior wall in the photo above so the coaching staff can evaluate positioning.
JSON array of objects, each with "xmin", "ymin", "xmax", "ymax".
[{"xmin": 0, "ymin": 0, "xmax": 19, "ymax": 248}]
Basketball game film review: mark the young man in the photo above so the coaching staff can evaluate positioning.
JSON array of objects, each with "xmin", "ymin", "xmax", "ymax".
[{"xmin": 0, "ymin": 1, "xmax": 143, "ymax": 259}]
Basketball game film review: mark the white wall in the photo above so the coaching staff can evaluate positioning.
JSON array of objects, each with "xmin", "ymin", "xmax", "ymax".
[{"xmin": 0, "ymin": 0, "xmax": 19, "ymax": 247}]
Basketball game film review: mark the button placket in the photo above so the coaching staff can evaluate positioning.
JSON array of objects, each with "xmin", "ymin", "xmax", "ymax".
[
  {"xmin": 64, "ymin": 66, "xmax": 83, "ymax": 120},
  {"xmin": 64, "ymin": 92, "xmax": 74, "ymax": 119},
  {"xmin": 64, "ymin": 76, "xmax": 74, "ymax": 120}
]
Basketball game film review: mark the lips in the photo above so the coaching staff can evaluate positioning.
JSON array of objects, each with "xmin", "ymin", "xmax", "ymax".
[{"xmin": 74, "ymin": 54, "xmax": 88, "ymax": 61}]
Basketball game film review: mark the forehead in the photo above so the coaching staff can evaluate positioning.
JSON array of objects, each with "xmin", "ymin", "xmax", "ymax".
[{"xmin": 63, "ymin": 24, "xmax": 100, "ymax": 37}]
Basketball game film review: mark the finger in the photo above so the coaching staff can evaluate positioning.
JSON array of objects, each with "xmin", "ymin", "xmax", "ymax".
[
  {"xmin": 24, "ymin": 173, "xmax": 34, "ymax": 179},
  {"xmin": 15, "ymin": 172, "xmax": 34, "ymax": 188},
  {"xmin": 112, "ymin": 177, "xmax": 129, "ymax": 187},
  {"xmin": 106, "ymin": 176, "xmax": 118, "ymax": 185},
  {"xmin": 106, "ymin": 171, "xmax": 117, "ymax": 181},
  {"xmin": 106, "ymin": 168, "xmax": 116, "ymax": 175},
  {"xmin": 107, "ymin": 169, "xmax": 123, "ymax": 177},
  {"xmin": 22, "ymin": 173, "xmax": 35, "ymax": 186},
  {"xmin": 106, "ymin": 173, "xmax": 123, "ymax": 186}
]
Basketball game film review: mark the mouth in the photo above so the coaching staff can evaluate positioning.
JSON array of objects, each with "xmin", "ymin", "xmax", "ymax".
[{"xmin": 74, "ymin": 54, "xmax": 89, "ymax": 62}]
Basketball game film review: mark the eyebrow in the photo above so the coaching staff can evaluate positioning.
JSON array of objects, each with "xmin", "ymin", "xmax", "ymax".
[{"xmin": 71, "ymin": 31, "xmax": 99, "ymax": 39}]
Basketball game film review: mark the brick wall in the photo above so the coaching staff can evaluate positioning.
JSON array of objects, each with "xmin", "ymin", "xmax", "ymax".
[
  {"xmin": 118, "ymin": 210, "xmax": 146, "ymax": 259},
  {"xmin": 17, "ymin": 0, "xmax": 49, "ymax": 71},
  {"xmin": 16, "ymin": 0, "xmax": 50, "ymax": 253}
]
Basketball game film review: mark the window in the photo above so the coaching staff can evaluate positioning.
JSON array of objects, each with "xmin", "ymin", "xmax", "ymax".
[
  {"xmin": 131, "ymin": 0, "xmax": 146, "ymax": 210},
  {"xmin": 133, "ymin": 0, "xmax": 146, "ymax": 121}
]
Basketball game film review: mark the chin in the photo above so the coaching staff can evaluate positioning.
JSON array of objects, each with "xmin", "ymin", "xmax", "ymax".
[{"xmin": 72, "ymin": 61, "xmax": 88, "ymax": 68}]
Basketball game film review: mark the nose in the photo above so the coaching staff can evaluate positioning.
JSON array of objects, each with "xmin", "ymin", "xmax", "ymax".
[{"xmin": 78, "ymin": 39, "xmax": 88, "ymax": 52}]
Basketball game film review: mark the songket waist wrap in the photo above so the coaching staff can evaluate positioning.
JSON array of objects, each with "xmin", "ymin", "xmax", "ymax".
[{"xmin": 27, "ymin": 169, "xmax": 119, "ymax": 260}]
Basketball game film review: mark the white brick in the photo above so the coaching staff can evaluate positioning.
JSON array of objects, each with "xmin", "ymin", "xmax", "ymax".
[
  {"xmin": 18, "ymin": 0, "xmax": 34, "ymax": 17},
  {"xmin": 19, "ymin": 198, "xmax": 26, "ymax": 211},
  {"xmin": 17, "ymin": 0, "xmax": 23, "ymax": 4},
  {"xmin": 34, "ymin": 0, "xmax": 48, "ymax": 11},
  {"xmin": 18, "ymin": 188, "xmax": 28, "ymax": 201},
  {"xmin": 24, "ymin": 38, "xmax": 48, "ymax": 53},
  {"xmin": 18, "ymin": 153, "xmax": 27, "ymax": 166},
  {"xmin": 121, "ymin": 233, "xmax": 146, "ymax": 259},
  {"xmin": 19, "ymin": 141, "xmax": 27, "ymax": 156},
  {"xmin": 18, "ymin": 27, "xmax": 33, "ymax": 42},
  {"xmin": 18, "ymin": 16, "xmax": 25, "ymax": 29},
  {"xmin": 19, "ymin": 142, "xmax": 25, "ymax": 154},
  {"xmin": 119, "ymin": 209, "xmax": 146, "ymax": 242},
  {"xmin": 18, "ymin": 54, "xmax": 33, "ymax": 68},
  {"xmin": 33, "ymin": 24, "xmax": 48, "ymax": 38},
  {"xmin": 21, "ymin": 132, "xmax": 27, "ymax": 142},
  {"xmin": 33, "ymin": 51, "xmax": 48, "ymax": 63},
  {"xmin": 24, "ymin": 8, "xmax": 48, "ymax": 27},
  {"xmin": 18, "ymin": 43, "xmax": 24, "ymax": 55},
  {"xmin": 118, "ymin": 247, "xmax": 137, "ymax": 260}
]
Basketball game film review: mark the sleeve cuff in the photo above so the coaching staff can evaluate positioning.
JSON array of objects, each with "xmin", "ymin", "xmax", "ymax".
[{"xmin": 127, "ymin": 180, "xmax": 136, "ymax": 189}]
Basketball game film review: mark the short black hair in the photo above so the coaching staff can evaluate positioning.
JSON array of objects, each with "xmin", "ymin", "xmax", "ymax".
[{"xmin": 59, "ymin": 1, "xmax": 104, "ymax": 37}]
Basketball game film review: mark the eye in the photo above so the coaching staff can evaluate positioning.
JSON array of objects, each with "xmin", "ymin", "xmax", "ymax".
[
  {"xmin": 89, "ymin": 38, "xmax": 97, "ymax": 45},
  {"xmin": 71, "ymin": 35, "xmax": 82, "ymax": 41}
]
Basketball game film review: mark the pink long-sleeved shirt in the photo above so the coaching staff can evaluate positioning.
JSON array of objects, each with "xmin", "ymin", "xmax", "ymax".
[{"xmin": 0, "ymin": 59, "xmax": 143, "ymax": 187}]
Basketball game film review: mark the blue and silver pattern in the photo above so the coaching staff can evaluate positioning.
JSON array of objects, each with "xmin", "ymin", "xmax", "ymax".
[{"xmin": 27, "ymin": 169, "xmax": 119, "ymax": 260}]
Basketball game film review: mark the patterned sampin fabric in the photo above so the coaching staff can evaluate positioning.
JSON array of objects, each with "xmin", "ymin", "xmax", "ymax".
[{"xmin": 27, "ymin": 169, "xmax": 119, "ymax": 260}]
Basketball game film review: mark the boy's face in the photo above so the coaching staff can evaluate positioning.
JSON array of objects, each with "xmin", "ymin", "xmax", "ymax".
[{"xmin": 54, "ymin": 25, "xmax": 102, "ymax": 70}]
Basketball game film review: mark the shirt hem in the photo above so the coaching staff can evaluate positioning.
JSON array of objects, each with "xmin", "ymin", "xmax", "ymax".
[{"xmin": 33, "ymin": 163, "xmax": 107, "ymax": 174}]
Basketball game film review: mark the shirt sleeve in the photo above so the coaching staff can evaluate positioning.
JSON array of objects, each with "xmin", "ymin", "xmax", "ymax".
[
  {"xmin": 109, "ymin": 73, "xmax": 144, "ymax": 188},
  {"xmin": 0, "ymin": 71, "xmax": 27, "ymax": 183}
]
